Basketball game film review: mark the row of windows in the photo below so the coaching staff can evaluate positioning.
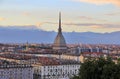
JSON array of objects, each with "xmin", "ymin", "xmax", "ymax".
[
  {"xmin": 41, "ymin": 73, "xmax": 76, "ymax": 79},
  {"xmin": 42, "ymin": 69, "xmax": 79, "ymax": 75},
  {"xmin": 44, "ymin": 65, "xmax": 79, "ymax": 68}
]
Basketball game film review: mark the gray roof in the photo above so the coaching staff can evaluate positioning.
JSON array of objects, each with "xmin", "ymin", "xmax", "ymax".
[{"xmin": 54, "ymin": 32, "xmax": 66, "ymax": 47}]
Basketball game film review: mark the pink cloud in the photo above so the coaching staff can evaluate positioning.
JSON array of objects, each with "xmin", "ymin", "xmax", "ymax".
[
  {"xmin": 75, "ymin": 0, "xmax": 120, "ymax": 6},
  {"xmin": 22, "ymin": 12, "xmax": 31, "ymax": 16},
  {"xmin": 0, "ymin": 17, "xmax": 5, "ymax": 21}
]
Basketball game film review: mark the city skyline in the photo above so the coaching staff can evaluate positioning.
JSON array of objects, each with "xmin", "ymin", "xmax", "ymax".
[
  {"xmin": 0, "ymin": 0, "xmax": 120, "ymax": 33},
  {"xmin": 0, "ymin": 1, "xmax": 120, "ymax": 79}
]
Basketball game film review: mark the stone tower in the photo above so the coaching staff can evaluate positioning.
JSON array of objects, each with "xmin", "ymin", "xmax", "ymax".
[{"xmin": 53, "ymin": 12, "xmax": 67, "ymax": 50}]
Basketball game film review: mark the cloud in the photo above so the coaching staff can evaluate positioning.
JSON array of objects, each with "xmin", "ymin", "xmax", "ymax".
[
  {"xmin": 0, "ymin": 17, "xmax": 5, "ymax": 21},
  {"xmin": 90, "ymin": 25, "xmax": 102, "ymax": 28},
  {"xmin": 35, "ymin": 21, "xmax": 120, "ymax": 29},
  {"xmin": 74, "ymin": 0, "xmax": 120, "ymax": 6},
  {"xmin": 34, "ymin": 23, "xmax": 120, "ymax": 32},
  {"xmin": 63, "ymin": 23, "xmax": 120, "ymax": 28},
  {"xmin": 36, "ymin": 22, "xmax": 43, "ymax": 26},
  {"xmin": 22, "ymin": 12, "xmax": 31, "ymax": 16},
  {"xmin": 0, "ymin": 23, "xmax": 120, "ymax": 33},
  {"xmin": 36, "ymin": 22, "xmax": 45, "ymax": 29},
  {"xmin": 62, "ymin": 23, "xmax": 120, "ymax": 32},
  {"xmin": 44, "ymin": 22, "xmax": 57, "ymax": 25},
  {"xmin": 79, "ymin": 16, "xmax": 107, "ymax": 21},
  {"xmin": 105, "ymin": 12, "xmax": 120, "ymax": 16},
  {"xmin": 79, "ymin": 16, "xmax": 94, "ymax": 20},
  {"xmin": 0, "ymin": 25, "xmax": 38, "ymax": 30}
]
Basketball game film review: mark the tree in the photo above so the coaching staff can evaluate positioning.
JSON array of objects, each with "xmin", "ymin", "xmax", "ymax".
[{"xmin": 72, "ymin": 57, "xmax": 120, "ymax": 79}]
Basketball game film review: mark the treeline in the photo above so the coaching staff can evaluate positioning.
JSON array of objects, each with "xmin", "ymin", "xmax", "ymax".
[{"xmin": 72, "ymin": 57, "xmax": 120, "ymax": 79}]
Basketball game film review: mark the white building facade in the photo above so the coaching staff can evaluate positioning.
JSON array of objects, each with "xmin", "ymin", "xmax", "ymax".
[{"xmin": 34, "ymin": 64, "xmax": 80, "ymax": 79}]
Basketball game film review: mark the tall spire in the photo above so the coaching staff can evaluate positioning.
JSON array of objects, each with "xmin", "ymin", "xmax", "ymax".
[
  {"xmin": 58, "ymin": 12, "xmax": 62, "ymax": 33},
  {"xmin": 53, "ymin": 12, "xmax": 67, "ymax": 50}
]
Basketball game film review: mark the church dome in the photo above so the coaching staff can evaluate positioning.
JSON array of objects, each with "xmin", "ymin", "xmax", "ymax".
[{"xmin": 54, "ymin": 32, "xmax": 66, "ymax": 47}]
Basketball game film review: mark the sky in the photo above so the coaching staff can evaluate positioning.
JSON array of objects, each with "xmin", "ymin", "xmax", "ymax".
[{"xmin": 0, "ymin": 0, "xmax": 120, "ymax": 33}]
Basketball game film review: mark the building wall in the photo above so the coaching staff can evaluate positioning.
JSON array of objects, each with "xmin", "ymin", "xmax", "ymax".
[
  {"xmin": 34, "ymin": 64, "xmax": 80, "ymax": 79},
  {"xmin": 0, "ymin": 66, "xmax": 33, "ymax": 79},
  {"xmin": 52, "ymin": 54, "xmax": 80, "ymax": 62}
]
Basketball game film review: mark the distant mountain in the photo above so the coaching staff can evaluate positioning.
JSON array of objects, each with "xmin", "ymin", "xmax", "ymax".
[{"xmin": 0, "ymin": 27, "xmax": 120, "ymax": 44}]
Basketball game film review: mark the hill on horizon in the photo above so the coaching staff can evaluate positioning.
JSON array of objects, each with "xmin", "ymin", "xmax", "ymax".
[{"xmin": 0, "ymin": 27, "xmax": 120, "ymax": 44}]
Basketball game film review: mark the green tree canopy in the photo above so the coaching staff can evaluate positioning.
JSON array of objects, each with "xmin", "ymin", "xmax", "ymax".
[{"xmin": 72, "ymin": 57, "xmax": 120, "ymax": 79}]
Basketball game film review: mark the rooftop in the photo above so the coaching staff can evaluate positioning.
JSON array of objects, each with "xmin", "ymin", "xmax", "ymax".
[{"xmin": 0, "ymin": 60, "xmax": 32, "ymax": 69}]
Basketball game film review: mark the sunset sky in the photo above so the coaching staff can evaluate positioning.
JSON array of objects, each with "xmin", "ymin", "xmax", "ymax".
[{"xmin": 0, "ymin": 0, "xmax": 120, "ymax": 33}]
